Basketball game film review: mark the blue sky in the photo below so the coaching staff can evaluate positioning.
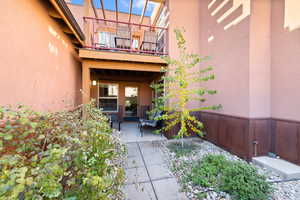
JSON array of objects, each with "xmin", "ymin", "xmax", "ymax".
[{"xmin": 71, "ymin": 0, "xmax": 156, "ymax": 17}]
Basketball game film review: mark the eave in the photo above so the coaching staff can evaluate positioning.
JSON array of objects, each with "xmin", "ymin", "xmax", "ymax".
[{"xmin": 48, "ymin": 0, "xmax": 85, "ymax": 46}]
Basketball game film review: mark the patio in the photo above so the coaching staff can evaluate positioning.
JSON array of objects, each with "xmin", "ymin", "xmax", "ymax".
[{"xmin": 119, "ymin": 122, "xmax": 166, "ymax": 143}]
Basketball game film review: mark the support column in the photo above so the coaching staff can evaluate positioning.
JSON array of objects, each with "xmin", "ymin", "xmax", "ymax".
[{"xmin": 82, "ymin": 62, "xmax": 91, "ymax": 105}]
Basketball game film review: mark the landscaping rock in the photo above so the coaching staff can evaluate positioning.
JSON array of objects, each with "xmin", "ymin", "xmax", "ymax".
[{"xmin": 160, "ymin": 138, "xmax": 300, "ymax": 200}]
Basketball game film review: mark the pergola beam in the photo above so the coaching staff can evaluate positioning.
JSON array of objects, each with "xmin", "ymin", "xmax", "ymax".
[
  {"xmin": 150, "ymin": 0, "xmax": 164, "ymax": 2},
  {"xmin": 91, "ymin": 0, "xmax": 99, "ymax": 18},
  {"xmin": 139, "ymin": 0, "xmax": 149, "ymax": 25},
  {"xmin": 99, "ymin": 0, "xmax": 106, "ymax": 19},
  {"xmin": 151, "ymin": 2, "xmax": 164, "ymax": 26},
  {"xmin": 115, "ymin": 0, "xmax": 118, "ymax": 22},
  {"xmin": 128, "ymin": 0, "xmax": 133, "ymax": 23}
]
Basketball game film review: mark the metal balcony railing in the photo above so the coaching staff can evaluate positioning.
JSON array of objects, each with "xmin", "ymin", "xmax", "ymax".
[{"xmin": 83, "ymin": 17, "xmax": 168, "ymax": 55}]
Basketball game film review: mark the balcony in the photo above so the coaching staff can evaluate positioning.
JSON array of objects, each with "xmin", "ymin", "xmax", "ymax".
[{"xmin": 82, "ymin": 17, "xmax": 168, "ymax": 56}]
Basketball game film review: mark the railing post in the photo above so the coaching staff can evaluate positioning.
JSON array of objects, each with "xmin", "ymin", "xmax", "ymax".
[{"xmin": 92, "ymin": 18, "xmax": 95, "ymax": 48}]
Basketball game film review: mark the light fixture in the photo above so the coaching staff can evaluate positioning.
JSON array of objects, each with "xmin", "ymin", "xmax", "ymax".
[{"xmin": 92, "ymin": 80, "xmax": 97, "ymax": 86}]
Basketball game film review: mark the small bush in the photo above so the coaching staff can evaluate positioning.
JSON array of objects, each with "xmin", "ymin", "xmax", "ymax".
[
  {"xmin": 0, "ymin": 103, "xmax": 126, "ymax": 199},
  {"xmin": 220, "ymin": 161, "xmax": 272, "ymax": 200},
  {"xmin": 186, "ymin": 154, "xmax": 272, "ymax": 200},
  {"xmin": 188, "ymin": 154, "xmax": 229, "ymax": 188},
  {"xmin": 167, "ymin": 141, "xmax": 198, "ymax": 157}
]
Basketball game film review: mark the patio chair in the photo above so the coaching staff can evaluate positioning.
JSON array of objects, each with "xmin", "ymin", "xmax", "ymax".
[
  {"xmin": 115, "ymin": 26, "xmax": 131, "ymax": 49},
  {"xmin": 141, "ymin": 31, "xmax": 157, "ymax": 52},
  {"xmin": 138, "ymin": 110, "xmax": 163, "ymax": 137},
  {"xmin": 107, "ymin": 106, "xmax": 123, "ymax": 131},
  {"xmin": 95, "ymin": 31, "xmax": 116, "ymax": 48}
]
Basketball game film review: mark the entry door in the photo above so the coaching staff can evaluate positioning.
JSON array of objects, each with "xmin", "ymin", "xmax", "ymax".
[{"xmin": 125, "ymin": 87, "xmax": 138, "ymax": 117}]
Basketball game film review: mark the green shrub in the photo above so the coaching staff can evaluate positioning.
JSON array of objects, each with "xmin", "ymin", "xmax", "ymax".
[
  {"xmin": 188, "ymin": 154, "xmax": 229, "ymax": 188},
  {"xmin": 0, "ymin": 103, "xmax": 126, "ymax": 200},
  {"xmin": 167, "ymin": 142, "xmax": 198, "ymax": 157},
  {"xmin": 220, "ymin": 161, "xmax": 272, "ymax": 200},
  {"xmin": 185, "ymin": 154, "xmax": 272, "ymax": 200}
]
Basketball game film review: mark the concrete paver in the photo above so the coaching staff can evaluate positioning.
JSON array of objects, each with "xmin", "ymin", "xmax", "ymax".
[
  {"xmin": 121, "ymin": 122, "xmax": 186, "ymax": 200},
  {"xmin": 253, "ymin": 156, "xmax": 300, "ymax": 180},
  {"xmin": 152, "ymin": 178, "xmax": 188, "ymax": 200},
  {"xmin": 147, "ymin": 164, "xmax": 173, "ymax": 180},
  {"xmin": 127, "ymin": 143, "xmax": 141, "ymax": 158},
  {"xmin": 123, "ymin": 142, "xmax": 184, "ymax": 200},
  {"xmin": 123, "ymin": 182, "xmax": 156, "ymax": 200},
  {"xmin": 139, "ymin": 142, "xmax": 163, "ymax": 156},
  {"xmin": 143, "ymin": 153, "xmax": 166, "ymax": 166},
  {"xmin": 125, "ymin": 155, "xmax": 144, "ymax": 169},
  {"xmin": 125, "ymin": 167, "xmax": 150, "ymax": 184}
]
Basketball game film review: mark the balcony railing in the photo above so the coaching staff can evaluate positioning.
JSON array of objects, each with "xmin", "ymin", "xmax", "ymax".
[{"xmin": 83, "ymin": 17, "xmax": 168, "ymax": 55}]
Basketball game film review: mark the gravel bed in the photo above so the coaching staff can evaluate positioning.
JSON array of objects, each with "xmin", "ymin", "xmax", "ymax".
[{"xmin": 159, "ymin": 138, "xmax": 300, "ymax": 200}]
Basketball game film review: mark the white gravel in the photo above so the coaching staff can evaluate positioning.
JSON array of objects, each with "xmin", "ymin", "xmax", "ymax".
[{"xmin": 159, "ymin": 138, "xmax": 300, "ymax": 200}]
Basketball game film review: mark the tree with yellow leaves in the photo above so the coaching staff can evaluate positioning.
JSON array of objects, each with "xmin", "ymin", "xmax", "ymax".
[{"xmin": 151, "ymin": 28, "xmax": 221, "ymax": 139}]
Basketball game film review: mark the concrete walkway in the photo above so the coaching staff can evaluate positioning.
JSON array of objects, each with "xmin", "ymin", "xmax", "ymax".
[
  {"xmin": 120, "ymin": 122, "xmax": 186, "ymax": 200},
  {"xmin": 123, "ymin": 142, "xmax": 187, "ymax": 200}
]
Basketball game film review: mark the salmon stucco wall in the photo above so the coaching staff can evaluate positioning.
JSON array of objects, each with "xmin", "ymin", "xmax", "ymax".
[
  {"xmin": 0, "ymin": 0, "xmax": 82, "ymax": 111},
  {"xmin": 167, "ymin": 0, "xmax": 202, "ymax": 110},
  {"xmin": 185, "ymin": 0, "xmax": 251, "ymax": 118},
  {"xmin": 271, "ymin": 0, "xmax": 300, "ymax": 121},
  {"xmin": 249, "ymin": 0, "xmax": 271, "ymax": 118},
  {"xmin": 169, "ymin": 0, "xmax": 274, "ymax": 119}
]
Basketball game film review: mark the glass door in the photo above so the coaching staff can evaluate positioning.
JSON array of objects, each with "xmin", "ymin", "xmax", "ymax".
[{"xmin": 125, "ymin": 87, "xmax": 138, "ymax": 118}]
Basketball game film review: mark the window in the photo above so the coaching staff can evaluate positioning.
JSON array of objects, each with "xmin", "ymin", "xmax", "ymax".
[{"xmin": 99, "ymin": 84, "xmax": 118, "ymax": 112}]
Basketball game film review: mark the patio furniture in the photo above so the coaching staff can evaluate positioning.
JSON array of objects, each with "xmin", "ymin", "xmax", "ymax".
[
  {"xmin": 108, "ymin": 113, "xmax": 122, "ymax": 131},
  {"xmin": 138, "ymin": 110, "xmax": 163, "ymax": 137},
  {"xmin": 107, "ymin": 106, "xmax": 123, "ymax": 131},
  {"xmin": 157, "ymin": 33, "xmax": 165, "ymax": 53},
  {"xmin": 95, "ymin": 31, "xmax": 116, "ymax": 48},
  {"xmin": 141, "ymin": 31, "xmax": 157, "ymax": 52},
  {"xmin": 115, "ymin": 26, "xmax": 131, "ymax": 49}
]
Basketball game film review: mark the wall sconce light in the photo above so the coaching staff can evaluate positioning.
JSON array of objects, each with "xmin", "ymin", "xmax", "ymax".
[{"xmin": 92, "ymin": 80, "xmax": 97, "ymax": 86}]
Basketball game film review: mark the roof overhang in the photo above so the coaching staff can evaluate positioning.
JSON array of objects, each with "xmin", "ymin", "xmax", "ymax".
[{"xmin": 48, "ymin": 0, "xmax": 85, "ymax": 46}]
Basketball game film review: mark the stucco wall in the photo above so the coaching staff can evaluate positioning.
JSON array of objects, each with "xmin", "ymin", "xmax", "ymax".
[
  {"xmin": 271, "ymin": 0, "xmax": 300, "ymax": 121},
  {"xmin": 167, "ymin": 0, "xmax": 202, "ymax": 110},
  {"xmin": 249, "ymin": 0, "xmax": 271, "ymax": 118},
  {"xmin": 167, "ymin": 0, "xmax": 251, "ymax": 117},
  {"xmin": 0, "ymin": 0, "xmax": 82, "ymax": 111},
  {"xmin": 198, "ymin": 0, "xmax": 251, "ymax": 118}
]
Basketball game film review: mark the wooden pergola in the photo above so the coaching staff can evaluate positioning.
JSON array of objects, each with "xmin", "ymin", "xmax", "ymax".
[{"xmin": 84, "ymin": 0, "xmax": 165, "ymax": 26}]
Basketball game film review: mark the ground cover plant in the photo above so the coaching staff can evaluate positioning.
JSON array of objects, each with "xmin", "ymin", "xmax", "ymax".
[
  {"xmin": 167, "ymin": 141, "xmax": 198, "ymax": 158},
  {"xmin": 172, "ymin": 154, "xmax": 273, "ymax": 200},
  {"xmin": 0, "ymin": 102, "xmax": 126, "ymax": 200}
]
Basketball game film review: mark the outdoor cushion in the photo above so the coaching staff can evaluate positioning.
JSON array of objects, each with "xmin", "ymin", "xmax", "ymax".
[{"xmin": 139, "ymin": 111, "xmax": 162, "ymax": 136}]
